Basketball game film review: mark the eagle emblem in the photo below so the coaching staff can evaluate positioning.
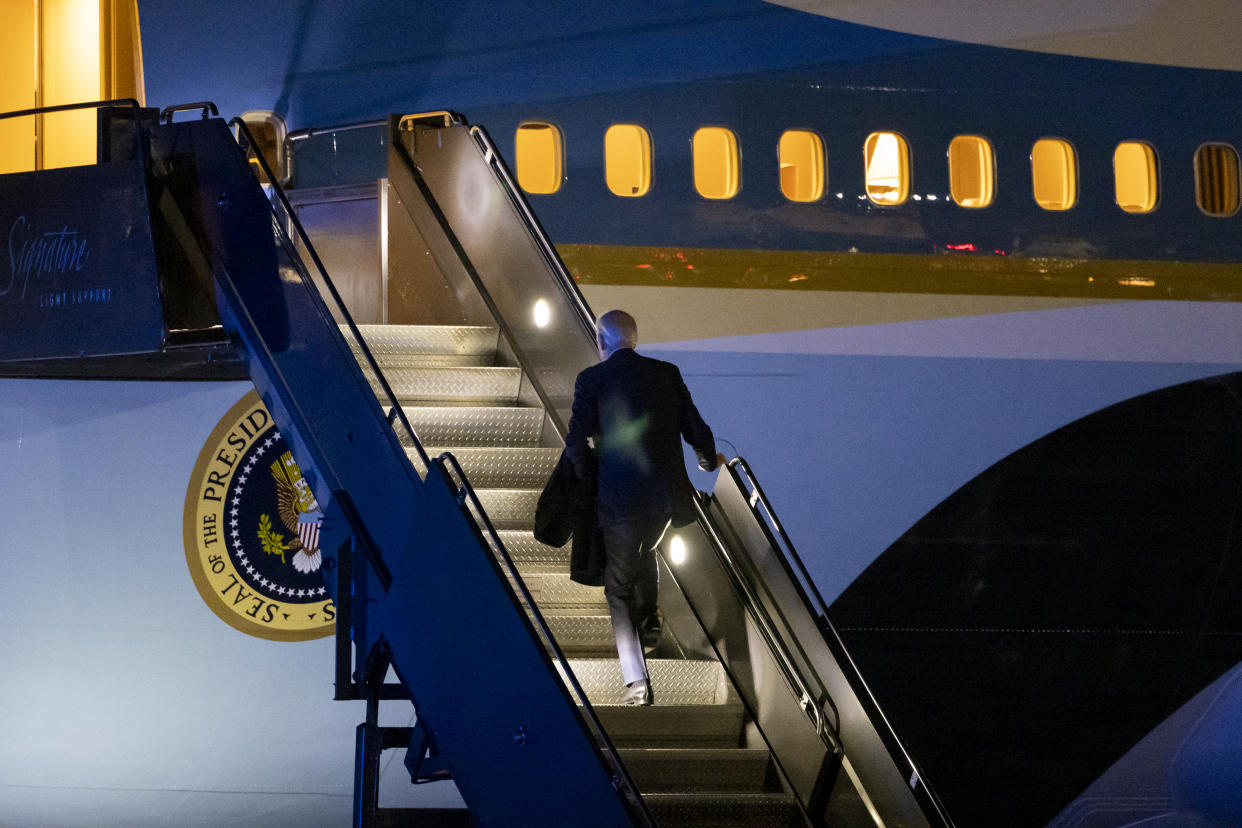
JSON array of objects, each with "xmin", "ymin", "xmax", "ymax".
[{"xmin": 258, "ymin": 450, "xmax": 325, "ymax": 574}]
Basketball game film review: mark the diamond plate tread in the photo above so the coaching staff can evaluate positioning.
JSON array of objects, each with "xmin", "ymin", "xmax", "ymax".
[
  {"xmin": 527, "ymin": 573, "xmax": 606, "ymax": 610},
  {"xmin": 346, "ymin": 324, "xmax": 498, "ymax": 358},
  {"xmin": 373, "ymin": 366, "xmax": 521, "ymax": 403},
  {"xmin": 643, "ymin": 793, "xmax": 799, "ymax": 828},
  {"xmin": 544, "ymin": 614, "xmax": 615, "ymax": 655},
  {"xmin": 619, "ymin": 749, "xmax": 772, "ymax": 793},
  {"xmin": 570, "ymin": 659, "xmax": 734, "ymax": 706},
  {"xmin": 423, "ymin": 446, "xmax": 559, "ymax": 488},
  {"xmin": 474, "ymin": 489, "xmax": 538, "ymax": 528},
  {"xmin": 374, "ymin": 353, "xmax": 492, "ymax": 368},
  {"xmin": 391, "ymin": 406, "xmax": 545, "ymax": 447},
  {"xmin": 512, "ymin": 572, "xmax": 607, "ymax": 612},
  {"xmin": 497, "ymin": 530, "xmax": 569, "ymax": 571},
  {"xmin": 593, "ymin": 704, "xmax": 745, "ymax": 749}
]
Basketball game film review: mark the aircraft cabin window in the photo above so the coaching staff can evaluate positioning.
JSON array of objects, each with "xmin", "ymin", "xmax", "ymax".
[
  {"xmin": 864, "ymin": 131, "xmax": 910, "ymax": 205},
  {"xmin": 605, "ymin": 124, "xmax": 652, "ymax": 197},
  {"xmin": 1195, "ymin": 143, "xmax": 1241, "ymax": 217},
  {"xmin": 693, "ymin": 127, "xmax": 740, "ymax": 200},
  {"xmin": 515, "ymin": 122, "xmax": 564, "ymax": 195},
  {"xmin": 1113, "ymin": 142, "xmax": 1158, "ymax": 214},
  {"xmin": 779, "ymin": 130, "xmax": 825, "ymax": 202},
  {"xmin": 238, "ymin": 110, "xmax": 287, "ymax": 185},
  {"xmin": 948, "ymin": 135, "xmax": 995, "ymax": 208},
  {"xmin": 1031, "ymin": 138, "xmax": 1078, "ymax": 211}
]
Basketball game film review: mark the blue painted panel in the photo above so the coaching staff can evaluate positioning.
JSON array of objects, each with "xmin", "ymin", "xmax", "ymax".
[{"xmin": 0, "ymin": 162, "xmax": 164, "ymax": 361}]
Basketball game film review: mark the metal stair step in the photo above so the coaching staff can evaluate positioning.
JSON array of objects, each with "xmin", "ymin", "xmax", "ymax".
[
  {"xmin": 474, "ymin": 489, "xmax": 538, "ymax": 528},
  {"xmin": 544, "ymin": 614, "xmax": 615, "ymax": 656},
  {"xmin": 371, "ymin": 366, "xmax": 521, "ymax": 404},
  {"xmin": 573, "ymin": 659, "xmax": 745, "ymax": 747},
  {"xmin": 643, "ymin": 792, "xmax": 800, "ymax": 828},
  {"xmin": 509, "ymin": 573, "xmax": 606, "ymax": 613},
  {"xmin": 372, "ymin": 352, "xmax": 494, "ymax": 368},
  {"xmin": 618, "ymin": 748, "xmax": 772, "ymax": 793},
  {"xmin": 497, "ymin": 530, "xmax": 569, "ymax": 572},
  {"xmin": 570, "ymin": 659, "xmax": 735, "ymax": 707},
  {"xmin": 423, "ymin": 446, "xmax": 559, "ymax": 488},
  {"xmin": 593, "ymin": 704, "xmax": 746, "ymax": 749},
  {"xmin": 391, "ymin": 406, "xmax": 545, "ymax": 447},
  {"xmin": 347, "ymin": 323, "xmax": 499, "ymax": 362},
  {"xmin": 512, "ymin": 572, "xmax": 607, "ymax": 612}
]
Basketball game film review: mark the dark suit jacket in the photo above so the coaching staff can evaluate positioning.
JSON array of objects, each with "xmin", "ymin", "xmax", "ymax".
[{"xmin": 564, "ymin": 347, "xmax": 718, "ymax": 529}]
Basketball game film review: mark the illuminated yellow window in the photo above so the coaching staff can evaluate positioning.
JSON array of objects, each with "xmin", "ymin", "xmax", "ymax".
[
  {"xmin": 693, "ymin": 127, "xmax": 740, "ymax": 199},
  {"xmin": 778, "ymin": 130, "xmax": 825, "ymax": 202},
  {"xmin": 1195, "ymin": 143, "xmax": 1240, "ymax": 217},
  {"xmin": 864, "ymin": 132, "xmax": 910, "ymax": 205},
  {"xmin": 1112, "ymin": 142, "xmax": 1157, "ymax": 214},
  {"xmin": 0, "ymin": 0, "xmax": 144, "ymax": 174},
  {"xmin": 1031, "ymin": 138, "xmax": 1077, "ymax": 211},
  {"xmin": 948, "ymin": 135, "xmax": 995, "ymax": 208},
  {"xmin": 604, "ymin": 124, "xmax": 651, "ymax": 197},
  {"xmin": 0, "ymin": 0, "xmax": 37, "ymax": 174},
  {"xmin": 515, "ymin": 122, "xmax": 563, "ymax": 194}
]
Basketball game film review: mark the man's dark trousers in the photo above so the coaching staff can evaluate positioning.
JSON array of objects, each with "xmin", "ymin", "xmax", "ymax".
[{"xmin": 602, "ymin": 517, "xmax": 668, "ymax": 685}]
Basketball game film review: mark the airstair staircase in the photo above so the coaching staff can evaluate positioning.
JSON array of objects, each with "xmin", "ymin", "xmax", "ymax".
[
  {"xmin": 351, "ymin": 320, "xmax": 798, "ymax": 825},
  {"xmin": 0, "ymin": 100, "xmax": 955, "ymax": 828}
]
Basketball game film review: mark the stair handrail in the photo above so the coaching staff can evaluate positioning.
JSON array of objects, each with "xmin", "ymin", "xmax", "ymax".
[
  {"xmin": 726, "ymin": 457, "xmax": 954, "ymax": 826},
  {"xmin": 230, "ymin": 117, "xmax": 433, "ymax": 475},
  {"xmin": 0, "ymin": 98, "xmax": 141, "ymax": 123},
  {"xmin": 466, "ymin": 125, "xmax": 597, "ymax": 337},
  {"xmin": 436, "ymin": 452, "xmax": 656, "ymax": 828},
  {"xmin": 692, "ymin": 493, "xmax": 839, "ymax": 755},
  {"xmin": 729, "ymin": 458, "xmax": 834, "ymax": 620}
]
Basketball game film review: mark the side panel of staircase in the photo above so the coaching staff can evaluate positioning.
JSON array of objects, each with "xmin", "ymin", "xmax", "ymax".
[
  {"xmin": 388, "ymin": 122, "xmax": 598, "ymax": 431},
  {"xmin": 709, "ymin": 470, "xmax": 946, "ymax": 825},
  {"xmin": 153, "ymin": 116, "xmax": 635, "ymax": 827}
]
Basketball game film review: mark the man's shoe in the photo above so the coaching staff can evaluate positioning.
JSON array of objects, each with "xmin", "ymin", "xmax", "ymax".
[{"xmin": 621, "ymin": 679, "xmax": 654, "ymax": 706}]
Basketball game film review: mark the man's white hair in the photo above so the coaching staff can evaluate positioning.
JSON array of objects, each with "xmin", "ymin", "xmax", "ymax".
[{"xmin": 597, "ymin": 309, "xmax": 638, "ymax": 356}]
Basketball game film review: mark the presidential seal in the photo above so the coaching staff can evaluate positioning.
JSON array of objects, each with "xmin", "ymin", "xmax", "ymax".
[{"xmin": 184, "ymin": 391, "xmax": 335, "ymax": 641}]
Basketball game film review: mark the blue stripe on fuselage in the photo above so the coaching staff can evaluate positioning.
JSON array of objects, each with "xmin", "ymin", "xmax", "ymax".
[{"xmin": 140, "ymin": 0, "xmax": 960, "ymax": 126}]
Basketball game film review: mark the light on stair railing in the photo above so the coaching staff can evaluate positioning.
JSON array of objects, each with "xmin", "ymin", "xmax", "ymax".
[
  {"xmin": 533, "ymin": 298, "xmax": 552, "ymax": 328},
  {"xmin": 669, "ymin": 535, "xmax": 687, "ymax": 565}
]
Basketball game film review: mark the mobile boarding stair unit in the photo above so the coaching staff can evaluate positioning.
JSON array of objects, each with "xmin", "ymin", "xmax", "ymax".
[{"xmin": 0, "ymin": 101, "xmax": 952, "ymax": 828}]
